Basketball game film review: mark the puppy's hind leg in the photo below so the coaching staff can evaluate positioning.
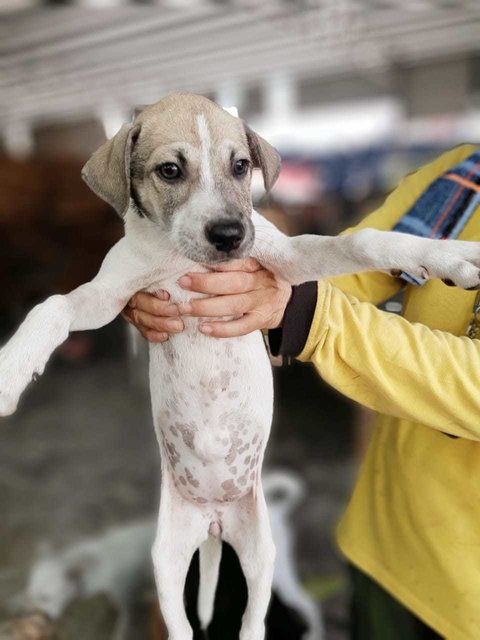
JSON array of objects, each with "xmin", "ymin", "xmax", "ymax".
[
  {"xmin": 222, "ymin": 488, "xmax": 275, "ymax": 640},
  {"xmin": 152, "ymin": 473, "xmax": 209, "ymax": 640}
]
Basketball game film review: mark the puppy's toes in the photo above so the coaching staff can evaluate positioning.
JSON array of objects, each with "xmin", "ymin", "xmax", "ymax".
[
  {"xmin": 460, "ymin": 264, "xmax": 480, "ymax": 290},
  {"xmin": 442, "ymin": 261, "xmax": 480, "ymax": 290}
]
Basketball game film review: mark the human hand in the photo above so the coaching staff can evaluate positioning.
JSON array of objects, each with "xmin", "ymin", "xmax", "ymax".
[
  {"xmin": 121, "ymin": 289, "xmax": 184, "ymax": 343},
  {"xmin": 122, "ymin": 258, "xmax": 292, "ymax": 341}
]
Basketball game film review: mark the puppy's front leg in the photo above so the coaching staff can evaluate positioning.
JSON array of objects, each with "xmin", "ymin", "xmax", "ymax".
[
  {"xmin": 252, "ymin": 211, "xmax": 480, "ymax": 289},
  {"xmin": 0, "ymin": 238, "xmax": 149, "ymax": 416}
]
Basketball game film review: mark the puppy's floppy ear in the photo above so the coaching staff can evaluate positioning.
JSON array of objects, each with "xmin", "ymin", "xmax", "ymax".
[
  {"xmin": 81, "ymin": 123, "xmax": 141, "ymax": 218},
  {"xmin": 245, "ymin": 125, "xmax": 281, "ymax": 193}
]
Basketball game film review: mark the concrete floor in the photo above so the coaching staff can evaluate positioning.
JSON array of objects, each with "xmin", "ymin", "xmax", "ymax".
[{"xmin": 0, "ymin": 323, "xmax": 357, "ymax": 639}]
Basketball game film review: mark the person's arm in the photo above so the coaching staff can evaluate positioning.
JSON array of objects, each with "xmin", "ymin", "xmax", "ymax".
[{"xmin": 281, "ymin": 279, "xmax": 480, "ymax": 441}]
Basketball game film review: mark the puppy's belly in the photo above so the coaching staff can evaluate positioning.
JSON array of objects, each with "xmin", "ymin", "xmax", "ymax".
[
  {"xmin": 161, "ymin": 436, "xmax": 265, "ymax": 504},
  {"xmin": 149, "ymin": 329, "xmax": 273, "ymax": 504}
]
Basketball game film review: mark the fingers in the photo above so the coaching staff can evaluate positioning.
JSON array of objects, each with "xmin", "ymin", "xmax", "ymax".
[
  {"xmin": 199, "ymin": 313, "xmax": 264, "ymax": 338},
  {"xmin": 140, "ymin": 327, "xmax": 170, "ymax": 343},
  {"xmin": 178, "ymin": 267, "xmax": 272, "ymax": 295},
  {"xmin": 121, "ymin": 310, "xmax": 168, "ymax": 343},
  {"xmin": 120, "ymin": 307, "xmax": 135, "ymax": 325},
  {"xmin": 129, "ymin": 291, "xmax": 179, "ymax": 317},
  {"xmin": 123, "ymin": 290, "xmax": 183, "ymax": 343},
  {"xmin": 179, "ymin": 290, "xmax": 265, "ymax": 318},
  {"xmin": 127, "ymin": 307, "xmax": 184, "ymax": 335}
]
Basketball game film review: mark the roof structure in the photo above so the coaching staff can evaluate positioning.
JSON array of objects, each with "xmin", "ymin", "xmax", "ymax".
[{"xmin": 1, "ymin": 1, "xmax": 479, "ymax": 129}]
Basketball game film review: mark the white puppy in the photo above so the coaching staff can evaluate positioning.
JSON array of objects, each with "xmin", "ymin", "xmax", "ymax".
[
  {"xmin": 263, "ymin": 470, "xmax": 324, "ymax": 640},
  {"xmin": 21, "ymin": 519, "xmax": 155, "ymax": 638},
  {"xmin": 1, "ymin": 94, "xmax": 480, "ymax": 640}
]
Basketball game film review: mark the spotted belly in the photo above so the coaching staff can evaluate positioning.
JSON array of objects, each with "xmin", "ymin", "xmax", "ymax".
[
  {"xmin": 160, "ymin": 422, "xmax": 265, "ymax": 504},
  {"xmin": 149, "ymin": 327, "xmax": 272, "ymax": 505}
]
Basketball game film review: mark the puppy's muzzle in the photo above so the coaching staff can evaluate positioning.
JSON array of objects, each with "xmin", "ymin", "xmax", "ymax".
[{"xmin": 206, "ymin": 219, "xmax": 245, "ymax": 254}]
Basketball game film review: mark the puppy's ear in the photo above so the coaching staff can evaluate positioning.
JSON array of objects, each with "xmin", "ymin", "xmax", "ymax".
[
  {"xmin": 245, "ymin": 125, "xmax": 281, "ymax": 193},
  {"xmin": 81, "ymin": 123, "xmax": 141, "ymax": 218}
]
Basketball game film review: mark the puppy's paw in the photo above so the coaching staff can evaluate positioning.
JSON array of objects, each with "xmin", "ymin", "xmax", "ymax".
[
  {"xmin": 441, "ymin": 263, "xmax": 480, "ymax": 290},
  {"xmin": 0, "ymin": 387, "xmax": 18, "ymax": 417},
  {"xmin": 0, "ymin": 347, "xmax": 43, "ymax": 417},
  {"xmin": 420, "ymin": 240, "xmax": 480, "ymax": 289}
]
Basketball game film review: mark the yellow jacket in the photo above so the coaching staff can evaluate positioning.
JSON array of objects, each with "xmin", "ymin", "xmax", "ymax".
[{"xmin": 298, "ymin": 145, "xmax": 480, "ymax": 640}]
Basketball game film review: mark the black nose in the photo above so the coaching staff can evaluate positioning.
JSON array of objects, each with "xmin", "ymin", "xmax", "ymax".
[{"xmin": 206, "ymin": 220, "xmax": 245, "ymax": 253}]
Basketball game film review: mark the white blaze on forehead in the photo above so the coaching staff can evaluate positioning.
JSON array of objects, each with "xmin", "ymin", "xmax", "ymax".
[
  {"xmin": 196, "ymin": 113, "xmax": 213, "ymax": 189},
  {"xmin": 223, "ymin": 106, "xmax": 239, "ymax": 118}
]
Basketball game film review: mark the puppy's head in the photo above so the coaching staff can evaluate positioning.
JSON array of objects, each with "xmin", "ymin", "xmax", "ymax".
[{"xmin": 82, "ymin": 93, "xmax": 281, "ymax": 263}]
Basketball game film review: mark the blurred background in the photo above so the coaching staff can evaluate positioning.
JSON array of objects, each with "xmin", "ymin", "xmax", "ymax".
[{"xmin": 1, "ymin": 1, "xmax": 480, "ymax": 638}]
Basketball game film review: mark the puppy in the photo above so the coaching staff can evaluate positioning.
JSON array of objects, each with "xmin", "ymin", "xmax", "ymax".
[{"xmin": 2, "ymin": 93, "xmax": 480, "ymax": 640}]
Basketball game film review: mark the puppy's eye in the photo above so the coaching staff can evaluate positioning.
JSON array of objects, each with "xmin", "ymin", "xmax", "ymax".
[
  {"xmin": 233, "ymin": 159, "xmax": 250, "ymax": 177},
  {"xmin": 156, "ymin": 163, "xmax": 182, "ymax": 181}
]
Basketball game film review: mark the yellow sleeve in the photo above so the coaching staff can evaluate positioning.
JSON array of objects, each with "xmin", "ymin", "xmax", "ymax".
[
  {"xmin": 300, "ymin": 281, "xmax": 480, "ymax": 441},
  {"xmin": 329, "ymin": 144, "xmax": 479, "ymax": 304}
]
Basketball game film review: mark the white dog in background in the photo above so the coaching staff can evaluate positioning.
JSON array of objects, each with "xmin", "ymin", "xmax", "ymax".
[
  {"xmin": 263, "ymin": 471, "xmax": 324, "ymax": 640},
  {"xmin": 21, "ymin": 519, "xmax": 155, "ymax": 639},
  {"xmin": 1, "ymin": 93, "xmax": 480, "ymax": 640},
  {"xmin": 20, "ymin": 470, "xmax": 322, "ymax": 640}
]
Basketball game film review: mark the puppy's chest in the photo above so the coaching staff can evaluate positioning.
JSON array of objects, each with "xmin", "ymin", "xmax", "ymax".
[{"xmin": 151, "ymin": 334, "xmax": 250, "ymax": 415}]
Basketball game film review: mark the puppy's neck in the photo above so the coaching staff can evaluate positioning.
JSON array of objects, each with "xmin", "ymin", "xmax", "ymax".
[{"xmin": 123, "ymin": 204, "xmax": 209, "ymax": 285}]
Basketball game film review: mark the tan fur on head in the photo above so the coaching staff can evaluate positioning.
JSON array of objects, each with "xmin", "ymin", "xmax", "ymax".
[{"xmin": 81, "ymin": 93, "xmax": 281, "ymax": 220}]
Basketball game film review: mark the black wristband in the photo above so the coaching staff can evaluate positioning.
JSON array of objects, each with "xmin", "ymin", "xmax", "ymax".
[{"xmin": 268, "ymin": 281, "xmax": 318, "ymax": 357}]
